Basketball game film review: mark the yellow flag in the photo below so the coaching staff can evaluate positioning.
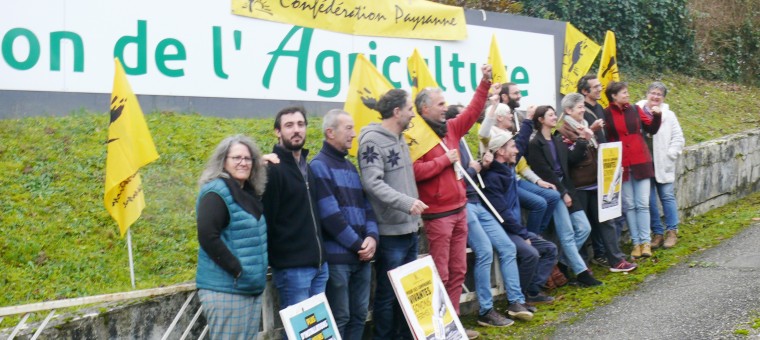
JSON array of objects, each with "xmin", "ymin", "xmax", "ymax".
[
  {"xmin": 105, "ymin": 58, "xmax": 159, "ymax": 237},
  {"xmin": 407, "ymin": 49, "xmax": 442, "ymax": 161},
  {"xmin": 597, "ymin": 31, "xmax": 620, "ymax": 107},
  {"xmin": 488, "ymin": 34, "xmax": 507, "ymax": 84},
  {"xmin": 560, "ymin": 23, "xmax": 601, "ymax": 95},
  {"xmin": 345, "ymin": 54, "xmax": 394, "ymax": 156}
]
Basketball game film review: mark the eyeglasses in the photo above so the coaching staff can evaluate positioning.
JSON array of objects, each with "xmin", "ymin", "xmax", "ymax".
[
  {"xmin": 228, "ymin": 156, "xmax": 253, "ymax": 164},
  {"xmin": 648, "ymin": 92, "xmax": 664, "ymax": 97}
]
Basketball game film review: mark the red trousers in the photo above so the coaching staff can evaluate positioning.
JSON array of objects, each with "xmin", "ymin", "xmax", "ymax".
[{"xmin": 423, "ymin": 208, "xmax": 468, "ymax": 314}]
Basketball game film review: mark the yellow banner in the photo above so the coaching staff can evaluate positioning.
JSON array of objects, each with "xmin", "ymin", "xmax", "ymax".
[
  {"xmin": 597, "ymin": 30, "xmax": 620, "ymax": 107},
  {"xmin": 407, "ymin": 49, "xmax": 442, "ymax": 161},
  {"xmin": 105, "ymin": 58, "xmax": 159, "ymax": 237},
  {"xmin": 560, "ymin": 22, "xmax": 601, "ymax": 95},
  {"xmin": 232, "ymin": 0, "xmax": 467, "ymax": 40},
  {"xmin": 488, "ymin": 34, "xmax": 507, "ymax": 84},
  {"xmin": 344, "ymin": 54, "xmax": 394, "ymax": 156}
]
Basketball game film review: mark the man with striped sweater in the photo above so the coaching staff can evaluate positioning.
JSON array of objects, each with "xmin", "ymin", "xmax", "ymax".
[{"xmin": 310, "ymin": 109, "xmax": 379, "ymax": 339}]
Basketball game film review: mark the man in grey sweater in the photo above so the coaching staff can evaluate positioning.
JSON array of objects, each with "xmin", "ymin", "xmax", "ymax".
[{"xmin": 358, "ymin": 88, "xmax": 427, "ymax": 339}]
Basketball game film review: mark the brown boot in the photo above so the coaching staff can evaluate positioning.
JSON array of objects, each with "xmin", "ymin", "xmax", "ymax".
[
  {"xmin": 651, "ymin": 234, "xmax": 664, "ymax": 249},
  {"xmin": 631, "ymin": 244, "xmax": 642, "ymax": 258},
  {"xmin": 641, "ymin": 243, "xmax": 652, "ymax": 257},
  {"xmin": 664, "ymin": 230, "xmax": 678, "ymax": 248}
]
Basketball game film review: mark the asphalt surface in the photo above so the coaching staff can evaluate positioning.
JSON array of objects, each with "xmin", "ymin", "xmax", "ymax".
[{"xmin": 551, "ymin": 223, "xmax": 760, "ymax": 339}]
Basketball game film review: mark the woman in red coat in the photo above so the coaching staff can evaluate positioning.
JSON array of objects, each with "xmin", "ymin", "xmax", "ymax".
[{"xmin": 603, "ymin": 82, "xmax": 661, "ymax": 258}]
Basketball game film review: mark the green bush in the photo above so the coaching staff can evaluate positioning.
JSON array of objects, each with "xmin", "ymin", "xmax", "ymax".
[{"xmin": 518, "ymin": 0, "xmax": 695, "ymax": 73}]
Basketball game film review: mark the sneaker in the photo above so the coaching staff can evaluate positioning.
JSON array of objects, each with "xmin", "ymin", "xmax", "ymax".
[
  {"xmin": 631, "ymin": 244, "xmax": 642, "ymax": 258},
  {"xmin": 522, "ymin": 303, "xmax": 538, "ymax": 313},
  {"xmin": 664, "ymin": 230, "xmax": 678, "ymax": 248},
  {"xmin": 466, "ymin": 329, "xmax": 480, "ymax": 339},
  {"xmin": 477, "ymin": 308, "xmax": 513, "ymax": 327},
  {"xmin": 641, "ymin": 243, "xmax": 652, "ymax": 257},
  {"xmin": 591, "ymin": 257, "xmax": 609, "ymax": 267},
  {"xmin": 507, "ymin": 302, "xmax": 534, "ymax": 321},
  {"xmin": 651, "ymin": 234, "xmax": 664, "ymax": 249},
  {"xmin": 609, "ymin": 259, "xmax": 638, "ymax": 272},
  {"xmin": 525, "ymin": 292, "xmax": 555, "ymax": 305},
  {"xmin": 576, "ymin": 270, "xmax": 603, "ymax": 287}
]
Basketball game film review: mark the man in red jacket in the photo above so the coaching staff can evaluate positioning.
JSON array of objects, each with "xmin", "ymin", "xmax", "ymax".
[{"xmin": 413, "ymin": 64, "xmax": 493, "ymax": 318}]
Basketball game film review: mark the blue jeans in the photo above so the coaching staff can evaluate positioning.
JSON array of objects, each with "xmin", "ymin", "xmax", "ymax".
[
  {"xmin": 552, "ymin": 204, "xmax": 591, "ymax": 275},
  {"xmin": 518, "ymin": 179, "xmax": 561, "ymax": 234},
  {"xmin": 325, "ymin": 263, "xmax": 371, "ymax": 340},
  {"xmin": 272, "ymin": 262, "xmax": 329, "ymax": 308},
  {"xmin": 622, "ymin": 178, "xmax": 652, "ymax": 245},
  {"xmin": 374, "ymin": 233, "xmax": 418, "ymax": 340},
  {"xmin": 508, "ymin": 232, "xmax": 557, "ymax": 296},
  {"xmin": 466, "ymin": 202, "xmax": 524, "ymax": 315},
  {"xmin": 650, "ymin": 181, "xmax": 679, "ymax": 235}
]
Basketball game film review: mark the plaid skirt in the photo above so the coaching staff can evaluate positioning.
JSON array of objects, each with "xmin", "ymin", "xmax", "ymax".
[{"xmin": 198, "ymin": 289, "xmax": 263, "ymax": 340}]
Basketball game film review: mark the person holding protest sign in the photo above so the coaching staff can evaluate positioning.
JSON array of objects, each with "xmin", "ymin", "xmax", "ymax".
[
  {"xmin": 558, "ymin": 93, "xmax": 637, "ymax": 273},
  {"xmin": 195, "ymin": 135, "xmax": 268, "ymax": 339},
  {"xmin": 603, "ymin": 82, "xmax": 661, "ymax": 258}
]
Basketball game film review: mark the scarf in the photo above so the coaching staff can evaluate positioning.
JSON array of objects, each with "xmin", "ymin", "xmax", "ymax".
[
  {"xmin": 423, "ymin": 116, "xmax": 448, "ymax": 138},
  {"xmin": 562, "ymin": 115, "xmax": 598, "ymax": 148}
]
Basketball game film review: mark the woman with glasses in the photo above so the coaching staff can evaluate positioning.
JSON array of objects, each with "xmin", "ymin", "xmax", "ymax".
[
  {"xmin": 636, "ymin": 82, "xmax": 685, "ymax": 250},
  {"xmin": 603, "ymin": 81, "xmax": 662, "ymax": 258},
  {"xmin": 195, "ymin": 134, "xmax": 269, "ymax": 339}
]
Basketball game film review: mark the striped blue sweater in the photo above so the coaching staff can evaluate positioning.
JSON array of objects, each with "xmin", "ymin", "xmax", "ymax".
[{"xmin": 310, "ymin": 141, "xmax": 379, "ymax": 264}]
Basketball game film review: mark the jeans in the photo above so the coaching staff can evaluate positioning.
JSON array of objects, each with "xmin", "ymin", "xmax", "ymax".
[
  {"xmin": 424, "ymin": 209, "xmax": 468, "ymax": 314},
  {"xmin": 551, "ymin": 204, "xmax": 591, "ymax": 275},
  {"xmin": 650, "ymin": 181, "xmax": 679, "ymax": 235},
  {"xmin": 374, "ymin": 233, "xmax": 418, "ymax": 340},
  {"xmin": 518, "ymin": 179, "xmax": 561, "ymax": 234},
  {"xmin": 272, "ymin": 262, "xmax": 329, "ymax": 308},
  {"xmin": 325, "ymin": 263, "xmax": 371, "ymax": 340},
  {"xmin": 576, "ymin": 189, "xmax": 625, "ymax": 266},
  {"xmin": 466, "ymin": 202, "xmax": 524, "ymax": 315},
  {"xmin": 622, "ymin": 178, "xmax": 652, "ymax": 245},
  {"xmin": 508, "ymin": 232, "xmax": 557, "ymax": 296}
]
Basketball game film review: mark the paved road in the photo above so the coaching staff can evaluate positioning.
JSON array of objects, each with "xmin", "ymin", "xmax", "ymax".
[{"xmin": 552, "ymin": 223, "xmax": 760, "ymax": 339}]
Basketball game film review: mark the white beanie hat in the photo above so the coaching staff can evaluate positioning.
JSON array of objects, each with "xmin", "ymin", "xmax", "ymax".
[{"xmin": 487, "ymin": 129, "xmax": 514, "ymax": 153}]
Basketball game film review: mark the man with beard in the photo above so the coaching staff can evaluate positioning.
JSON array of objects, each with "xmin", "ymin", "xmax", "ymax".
[
  {"xmin": 412, "ymin": 64, "xmax": 492, "ymax": 337},
  {"xmin": 262, "ymin": 106, "xmax": 327, "ymax": 309},
  {"xmin": 358, "ymin": 89, "xmax": 428, "ymax": 339},
  {"xmin": 500, "ymin": 82, "xmax": 525, "ymax": 125}
]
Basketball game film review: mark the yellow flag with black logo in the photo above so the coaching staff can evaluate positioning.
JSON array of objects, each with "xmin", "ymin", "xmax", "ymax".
[
  {"xmin": 488, "ymin": 34, "xmax": 507, "ymax": 84},
  {"xmin": 597, "ymin": 30, "xmax": 620, "ymax": 108},
  {"xmin": 105, "ymin": 58, "xmax": 159, "ymax": 237},
  {"xmin": 345, "ymin": 54, "xmax": 394, "ymax": 156},
  {"xmin": 560, "ymin": 22, "xmax": 601, "ymax": 95},
  {"xmin": 407, "ymin": 49, "xmax": 442, "ymax": 161}
]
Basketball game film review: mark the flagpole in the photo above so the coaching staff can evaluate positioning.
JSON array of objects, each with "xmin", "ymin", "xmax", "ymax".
[
  {"xmin": 459, "ymin": 138, "xmax": 485, "ymax": 188},
  {"xmin": 127, "ymin": 229, "xmax": 135, "ymax": 289},
  {"xmin": 440, "ymin": 142, "xmax": 504, "ymax": 223}
]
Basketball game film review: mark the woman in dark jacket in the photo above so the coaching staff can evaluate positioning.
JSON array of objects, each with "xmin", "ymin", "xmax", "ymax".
[
  {"xmin": 196, "ymin": 135, "xmax": 268, "ymax": 339},
  {"xmin": 603, "ymin": 81, "xmax": 661, "ymax": 258},
  {"xmin": 558, "ymin": 93, "xmax": 637, "ymax": 273},
  {"xmin": 527, "ymin": 105, "xmax": 601, "ymax": 287}
]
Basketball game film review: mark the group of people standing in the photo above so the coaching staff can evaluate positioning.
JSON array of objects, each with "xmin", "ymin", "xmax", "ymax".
[{"xmin": 192, "ymin": 62, "xmax": 685, "ymax": 339}]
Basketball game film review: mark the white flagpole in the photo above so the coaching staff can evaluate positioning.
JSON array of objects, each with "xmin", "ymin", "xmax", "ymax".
[
  {"xmin": 440, "ymin": 142, "xmax": 504, "ymax": 223},
  {"xmin": 459, "ymin": 138, "xmax": 485, "ymax": 188},
  {"xmin": 127, "ymin": 229, "xmax": 135, "ymax": 289}
]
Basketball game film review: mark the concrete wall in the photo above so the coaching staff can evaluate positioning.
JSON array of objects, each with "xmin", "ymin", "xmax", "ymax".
[{"xmin": 675, "ymin": 128, "xmax": 760, "ymax": 218}]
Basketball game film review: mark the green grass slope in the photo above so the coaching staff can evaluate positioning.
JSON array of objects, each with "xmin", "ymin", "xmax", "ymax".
[{"xmin": 0, "ymin": 73, "xmax": 758, "ymax": 314}]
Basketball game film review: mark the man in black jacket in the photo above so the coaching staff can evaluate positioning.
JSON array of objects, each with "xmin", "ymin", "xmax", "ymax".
[{"xmin": 262, "ymin": 106, "xmax": 327, "ymax": 308}]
